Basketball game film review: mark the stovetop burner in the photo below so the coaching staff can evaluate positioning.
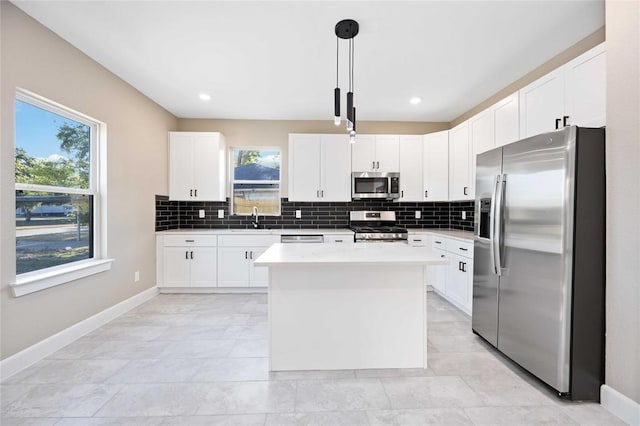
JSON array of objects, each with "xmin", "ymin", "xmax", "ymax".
[{"xmin": 349, "ymin": 211, "xmax": 408, "ymax": 242}]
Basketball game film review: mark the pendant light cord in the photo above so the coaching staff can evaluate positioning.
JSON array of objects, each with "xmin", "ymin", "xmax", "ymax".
[
  {"xmin": 336, "ymin": 36, "xmax": 339, "ymax": 86},
  {"xmin": 351, "ymin": 37, "xmax": 354, "ymax": 93},
  {"xmin": 348, "ymin": 38, "xmax": 352, "ymax": 92}
]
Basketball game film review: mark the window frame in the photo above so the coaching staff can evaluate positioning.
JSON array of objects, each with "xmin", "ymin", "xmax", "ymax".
[
  {"xmin": 229, "ymin": 147, "xmax": 282, "ymax": 216},
  {"xmin": 12, "ymin": 89, "xmax": 112, "ymax": 297}
]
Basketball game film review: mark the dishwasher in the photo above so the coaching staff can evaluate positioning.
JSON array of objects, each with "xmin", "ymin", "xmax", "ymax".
[{"xmin": 280, "ymin": 235, "xmax": 324, "ymax": 243}]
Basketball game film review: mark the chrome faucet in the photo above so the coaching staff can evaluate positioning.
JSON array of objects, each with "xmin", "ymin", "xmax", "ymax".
[{"xmin": 251, "ymin": 206, "xmax": 259, "ymax": 229}]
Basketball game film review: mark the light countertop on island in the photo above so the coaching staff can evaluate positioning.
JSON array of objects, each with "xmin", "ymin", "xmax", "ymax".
[{"xmin": 254, "ymin": 243, "xmax": 448, "ymax": 266}]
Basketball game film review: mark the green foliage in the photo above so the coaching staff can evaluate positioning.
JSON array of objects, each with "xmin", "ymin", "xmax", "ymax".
[
  {"xmin": 235, "ymin": 150, "xmax": 260, "ymax": 167},
  {"xmin": 56, "ymin": 123, "xmax": 90, "ymax": 187}
]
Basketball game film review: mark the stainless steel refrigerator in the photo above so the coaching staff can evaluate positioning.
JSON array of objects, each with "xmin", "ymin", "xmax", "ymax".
[{"xmin": 472, "ymin": 126, "xmax": 605, "ymax": 401}]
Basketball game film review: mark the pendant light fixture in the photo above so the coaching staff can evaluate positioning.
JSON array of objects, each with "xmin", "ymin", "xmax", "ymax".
[{"xmin": 333, "ymin": 19, "xmax": 359, "ymax": 142}]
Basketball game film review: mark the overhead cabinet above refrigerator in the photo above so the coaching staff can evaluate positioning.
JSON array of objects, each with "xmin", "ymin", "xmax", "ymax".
[{"xmin": 472, "ymin": 126, "xmax": 605, "ymax": 401}]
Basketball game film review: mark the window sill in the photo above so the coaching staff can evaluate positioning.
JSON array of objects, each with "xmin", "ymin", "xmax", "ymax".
[{"xmin": 11, "ymin": 259, "xmax": 114, "ymax": 297}]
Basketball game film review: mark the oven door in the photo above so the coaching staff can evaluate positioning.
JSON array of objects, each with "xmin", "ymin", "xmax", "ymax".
[{"xmin": 352, "ymin": 173, "xmax": 391, "ymax": 199}]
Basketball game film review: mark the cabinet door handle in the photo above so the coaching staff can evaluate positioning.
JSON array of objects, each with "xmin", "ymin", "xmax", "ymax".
[
  {"xmin": 555, "ymin": 118, "xmax": 561, "ymax": 129},
  {"xmin": 190, "ymin": 189, "xmax": 193, "ymax": 197},
  {"xmin": 462, "ymin": 262, "xmax": 467, "ymax": 272},
  {"xmin": 185, "ymin": 251, "xmax": 189, "ymax": 260},
  {"xmin": 190, "ymin": 251, "xmax": 194, "ymax": 259},
  {"xmin": 317, "ymin": 190, "xmax": 320, "ymax": 198},
  {"xmin": 425, "ymin": 190, "xmax": 428, "ymax": 198},
  {"xmin": 250, "ymin": 251, "xmax": 253, "ymax": 260},
  {"xmin": 458, "ymin": 261, "xmax": 462, "ymax": 271},
  {"xmin": 563, "ymin": 115, "xmax": 570, "ymax": 127},
  {"xmin": 463, "ymin": 186, "xmax": 468, "ymax": 196},
  {"xmin": 401, "ymin": 190, "xmax": 404, "ymax": 198},
  {"xmin": 376, "ymin": 161, "xmax": 380, "ymax": 169},
  {"xmin": 194, "ymin": 189, "xmax": 197, "ymax": 197},
  {"xmin": 321, "ymin": 190, "xmax": 324, "ymax": 197},
  {"xmin": 245, "ymin": 251, "xmax": 248, "ymax": 259},
  {"xmin": 372, "ymin": 161, "xmax": 375, "ymax": 170}
]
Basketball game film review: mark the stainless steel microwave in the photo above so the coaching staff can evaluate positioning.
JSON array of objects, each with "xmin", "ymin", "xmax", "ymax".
[{"xmin": 351, "ymin": 172, "xmax": 400, "ymax": 200}]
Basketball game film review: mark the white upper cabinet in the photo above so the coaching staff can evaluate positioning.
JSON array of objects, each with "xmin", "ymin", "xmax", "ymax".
[
  {"xmin": 492, "ymin": 92, "xmax": 520, "ymax": 147},
  {"xmin": 565, "ymin": 43, "xmax": 606, "ymax": 128},
  {"xmin": 519, "ymin": 67, "xmax": 566, "ymax": 138},
  {"xmin": 320, "ymin": 134, "xmax": 352, "ymax": 201},
  {"xmin": 519, "ymin": 43, "xmax": 606, "ymax": 138},
  {"xmin": 351, "ymin": 135, "xmax": 400, "ymax": 173},
  {"xmin": 288, "ymin": 133, "xmax": 351, "ymax": 202},
  {"xmin": 398, "ymin": 135, "xmax": 424, "ymax": 202},
  {"xmin": 169, "ymin": 132, "xmax": 226, "ymax": 201},
  {"xmin": 470, "ymin": 109, "xmax": 494, "ymax": 156},
  {"xmin": 448, "ymin": 122, "xmax": 472, "ymax": 201},
  {"xmin": 423, "ymin": 131, "xmax": 449, "ymax": 201}
]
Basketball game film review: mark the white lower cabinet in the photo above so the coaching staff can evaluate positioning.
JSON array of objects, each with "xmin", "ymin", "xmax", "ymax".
[
  {"xmin": 217, "ymin": 235, "xmax": 280, "ymax": 287},
  {"xmin": 428, "ymin": 235, "xmax": 473, "ymax": 315},
  {"xmin": 157, "ymin": 235, "xmax": 217, "ymax": 288}
]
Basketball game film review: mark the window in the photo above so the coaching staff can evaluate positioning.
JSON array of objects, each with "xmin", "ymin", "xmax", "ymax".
[
  {"xmin": 231, "ymin": 148, "xmax": 281, "ymax": 215},
  {"xmin": 13, "ymin": 90, "xmax": 109, "ymax": 296}
]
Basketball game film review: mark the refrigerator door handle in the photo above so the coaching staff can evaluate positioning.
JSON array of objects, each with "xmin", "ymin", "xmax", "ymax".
[
  {"xmin": 495, "ymin": 174, "xmax": 507, "ymax": 275},
  {"xmin": 489, "ymin": 174, "xmax": 500, "ymax": 274}
]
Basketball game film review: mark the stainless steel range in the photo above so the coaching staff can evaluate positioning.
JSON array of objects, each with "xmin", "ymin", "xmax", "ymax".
[{"xmin": 349, "ymin": 211, "xmax": 408, "ymax": 243}]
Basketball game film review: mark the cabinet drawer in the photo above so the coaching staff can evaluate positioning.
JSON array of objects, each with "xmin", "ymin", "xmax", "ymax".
[
  {"xmin": 447, "ymin": 239, "xmax": 473, "ymax": 258},
  {"xmin": 162, "ymin": 235, "xmax": 218, "ymax": 247},
  {"xmin": 324, "ymin": 234, "xmax": 354, "ymax": 244},
  {"xmin": 432, "ymin": 237, "xmax": 447, "ymax": 249},
  {"xmin": 408, "ymin": 234, "xmax": 430, "ymax": 247},
  {"xmin": 218, "ymin": 235, "xmax": 280, "ymax": 247}
]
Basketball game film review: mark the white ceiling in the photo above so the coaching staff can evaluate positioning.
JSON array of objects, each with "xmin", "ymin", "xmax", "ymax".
[{"xmin": 12, "ymin": 1, "xmax": 604, "ymax": 122}]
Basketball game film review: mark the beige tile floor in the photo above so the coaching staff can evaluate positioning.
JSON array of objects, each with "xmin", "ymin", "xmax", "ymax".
[{"xmin": 1, "ymin": 292, "xmax": 627, "ymax": 425}]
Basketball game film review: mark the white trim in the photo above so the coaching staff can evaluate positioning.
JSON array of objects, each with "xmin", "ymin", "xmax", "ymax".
[
  {"xmin": 159, "ymin": 287, "xmax": 267, "ymax": 294},
  {"xmin": 14, "ymin": 183, "xmax": 95, "ymax": 195},
  {"xmin": 11, "ymin": 259, "xmax": 114, "ymax": 297},
  {"xmin": 0, "ymin": 286, "xmax": 158, "ymax": 382},
  {"xmin": 601, "ymin": 385, "xmax": 640, "ymax": 425}
]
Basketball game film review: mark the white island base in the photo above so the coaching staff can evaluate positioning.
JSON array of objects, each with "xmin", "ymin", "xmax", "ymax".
[{"xmin": 256, "ymin": 243, "xmax": 447, "ymax": 371}]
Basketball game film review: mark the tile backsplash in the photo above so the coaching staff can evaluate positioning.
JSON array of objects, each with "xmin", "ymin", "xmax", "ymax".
[{"xmin": 156, "ymin": 195, "xmax": 474, "ymax": 232}]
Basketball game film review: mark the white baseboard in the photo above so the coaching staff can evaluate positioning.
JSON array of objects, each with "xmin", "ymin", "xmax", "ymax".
[
  {"xmin": 0, "ymin": 286, "xmax": 158, "ymax": 382},
  {"xmin": 601, "ymin": 384, "xmax": 640, "ymax": 425},
  {"xmin": 159, "ymin": 287, "xmax": 267, "ymax": 294}
]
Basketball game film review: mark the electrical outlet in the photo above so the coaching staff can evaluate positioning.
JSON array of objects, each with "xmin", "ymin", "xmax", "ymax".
[
  {"xmin": 295, "ymin": 210, "xmax": 302, "ymax": 219},
  {"xmin": 218, "ymin": 209, "xmax": 224, "ymax": 219},
  {"xmin": 134, "ymin": 271, "xmax": 140, "ymax": 282},
  {"xmin": 198, "ymin": 209, "xmax": 205, "ymax": 218},
  {"xmin": 462, "ymin": 211, "xmax": 467, "ymax": 220},
  {"xmin": 415, "ymin": 211, "xmax": 421, "ymax": 219}
]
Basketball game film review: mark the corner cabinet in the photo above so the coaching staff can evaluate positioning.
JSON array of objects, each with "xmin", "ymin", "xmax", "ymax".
[
  {"xmin": 423, "ymin": 131, "xmax": 449, "ymax": 201},
  {"xmin": 156, "ymin": 234, "xmax": 217, "ymax": 288},
  {"xmin": 448, "ymin": 122, "xmax": 473, "ymax": 201},
  {"xmin": 288, "ymin": 134, "xmax": 351, "ymax": 202},
  {"xmin": 398, "ymin": 135, "xmax": 425, "ymax": 202},
  {"xmin": 351, "ymin": 135, "xmax": 400, "ymax": 173},
  {"xmin": 169, "ymin": 132, "xmax": 226, "ymax": 201}
]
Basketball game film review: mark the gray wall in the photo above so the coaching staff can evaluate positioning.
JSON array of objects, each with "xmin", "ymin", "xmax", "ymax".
[
  {"xmin": 0, "ymin": 3, "xmax": 178, "ymax": 359},
  {"xmin": 604, "ymin": 0, "xmax": 640, "ymax": 405}
]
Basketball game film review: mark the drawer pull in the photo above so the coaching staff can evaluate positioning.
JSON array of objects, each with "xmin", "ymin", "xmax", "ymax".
[
  {"xmin": 413, "ymin": 239, "xmax": 422, "ymax": 242},
  {"xmin": 185, "ymin": 239, "xmax": 195, "ymax": 242},
  {"xmin": 459, "ymin": 247, "xmax": 468, "ymax": 251},
  {"xmin": 335, "ymin": 239, "xmax": 343, "ymax": 242},
  {"xmin": 435, "ymin": 241, "xmax": 442, "ymax": 244}
]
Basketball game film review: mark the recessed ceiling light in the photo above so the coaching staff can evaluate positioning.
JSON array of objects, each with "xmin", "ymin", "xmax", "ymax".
[
  {"xmin": 199, "ymin": 93, "xmax": 211, "ymax": 101},
  {"xmin": 409, "ymin": 97, "xmax": 422, "ymax": 105}
]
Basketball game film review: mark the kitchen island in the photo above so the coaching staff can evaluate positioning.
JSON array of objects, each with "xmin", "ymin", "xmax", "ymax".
[{"xmin": 254, "ymin": 243, "xmax": 448, "ymax": 371}]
